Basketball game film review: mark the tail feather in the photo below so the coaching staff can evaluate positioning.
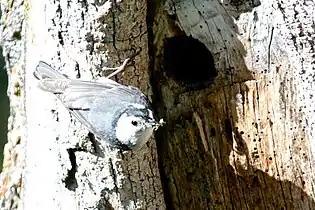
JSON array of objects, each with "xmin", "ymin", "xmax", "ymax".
[
  {"xmin": 34, "ymin": 61, "xmax": 70, "ymax": 93},
  {"xmin": 34, "ymin": 61, "xmax": 66, "ymax": 80}
]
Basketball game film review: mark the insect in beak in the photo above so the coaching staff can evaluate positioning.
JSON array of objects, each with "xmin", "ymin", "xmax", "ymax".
[{"xmin": 150, "ymin": 119, "xmax": 165, "ymax": 131}]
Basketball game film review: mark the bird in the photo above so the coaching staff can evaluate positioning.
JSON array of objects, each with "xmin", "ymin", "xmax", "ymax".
[{"xmin": 33, "ymin": 59, "xmax": 164, "ymax": 150}]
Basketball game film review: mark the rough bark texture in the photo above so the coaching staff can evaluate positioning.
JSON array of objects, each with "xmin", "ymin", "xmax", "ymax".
[
  {"xmin": 0, "ymin": 0, "xmax": 25, "ymax": 209},
  {"xmin": 1, "ymin": 0, "xmax": 315, "ymax": 209},
  {"xmin": 0, "ymin": 0, "xmax": 165, "ymax": 209},
  {"xmin": 151, "ymin": 0, "xmax": 315, "ymax": 209}
]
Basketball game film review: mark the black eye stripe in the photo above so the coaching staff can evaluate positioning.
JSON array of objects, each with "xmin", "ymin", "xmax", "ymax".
[{"xmin": 113, "ymin": 107, "xmax": 152, "ymax": 130}]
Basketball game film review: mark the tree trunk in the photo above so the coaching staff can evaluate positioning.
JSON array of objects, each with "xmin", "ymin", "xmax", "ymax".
[
  {"xmin": 151, "ymin": 0, "xmax": 315, "ymax": 209},
  {"xmin": 0, "ymin": 0, "xmax": 164, "ymax": 209},
  {"xmin": 1, "ymin": 0, "xmax": 315, "ymax": 209}
]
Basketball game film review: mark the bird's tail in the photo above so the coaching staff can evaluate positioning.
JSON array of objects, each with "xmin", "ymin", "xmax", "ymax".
[
  {"xmin": 34, "ymin": 61, "xmax": 66, "ymax": 80},
  {"xmin": 34, "ymin": 61, "xmax": 69, "ymax": 93}
]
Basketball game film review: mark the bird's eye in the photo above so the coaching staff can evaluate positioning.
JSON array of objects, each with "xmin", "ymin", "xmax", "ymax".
[{"xmin": 131, "ymin": 120, "xmax": 138, "ymax": 126}]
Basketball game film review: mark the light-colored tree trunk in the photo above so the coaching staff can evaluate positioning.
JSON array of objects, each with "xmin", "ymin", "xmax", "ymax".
[
  {"xmin": 1, "ymin": 0, "xmax": 315, "ymax": 209},
  {"xmin": 0, "ymin": 0, "xmax": 165, "ymax": 209}
]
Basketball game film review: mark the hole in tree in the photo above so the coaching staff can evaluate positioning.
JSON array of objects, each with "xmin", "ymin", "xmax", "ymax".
[
  {"xmin": 210, "ymin": 127, "xmax": 216, "ymax": 137},
  {"xmin": 163, "ymin": 35, "xmax": 217, "ymax": 90}
]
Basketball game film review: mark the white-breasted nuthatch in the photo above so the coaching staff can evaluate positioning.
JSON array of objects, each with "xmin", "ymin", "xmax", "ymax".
[{"xmin": 33, "ymin": 60, "xmax": 164, "ymax": 150}]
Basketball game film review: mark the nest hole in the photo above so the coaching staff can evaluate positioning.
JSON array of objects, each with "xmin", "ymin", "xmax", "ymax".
[{"xmin": 163, "ymin": 35, "xmax": 217, "ymax": 89}]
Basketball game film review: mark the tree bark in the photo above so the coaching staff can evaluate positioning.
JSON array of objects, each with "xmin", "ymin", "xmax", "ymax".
[
  {"xmin": 151, "ymin": 0, "xmax": 315, "ymax": 209},
  {"xmin": 1, "ymin": 0, "xmax": 315, "ymax": 209},
  {"xmin": 0, "ymin": 0, "xmax": 165, "ymax": 209}
]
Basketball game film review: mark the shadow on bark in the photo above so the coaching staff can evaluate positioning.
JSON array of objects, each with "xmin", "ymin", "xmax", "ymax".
[
  {"xmin": 154, "ymin": 113, "xmax": 315, "ymax": 209},
  {"xmin": 222, "ymin": 0, "xmax": 262, "ymax": 19}
]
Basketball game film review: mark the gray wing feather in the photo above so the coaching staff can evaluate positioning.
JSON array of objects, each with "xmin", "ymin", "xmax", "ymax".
[
  {"xmin": 35, "ymin": 61, "xmax": 120, "ymax": 93},
  {"xmin": 62, "ymin": 85, "xmax": 148, "ymax": 109},
  {"xmin": 34, "ymin": 61, "xmax": 149, "ymax": 110}
]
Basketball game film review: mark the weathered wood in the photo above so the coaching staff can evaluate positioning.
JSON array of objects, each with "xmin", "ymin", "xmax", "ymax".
[{"xmin": 151, "ymin": 0, "xmax": 315, "ymax": 209}]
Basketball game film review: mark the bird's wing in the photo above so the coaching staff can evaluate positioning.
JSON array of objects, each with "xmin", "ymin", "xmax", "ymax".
[
  {"xmin": 38, "ymin": 78, "xmax": 149, "ymax": 110},
  {"xmin": 35, "ymin": 61, "xmax": 149, "ymax": 110}
]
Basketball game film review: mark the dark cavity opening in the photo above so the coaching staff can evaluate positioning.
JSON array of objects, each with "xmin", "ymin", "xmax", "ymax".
[
  {"xmin": 0, "ymin": 46, "xmax": 9, "ymax": 171},
  {"xmin": 163, "ymin": 35, "xmax": 217, "ymax": 90},
  {"xmin": 64, "ymin": 148, "xmax": 78, "ymax": 191}
]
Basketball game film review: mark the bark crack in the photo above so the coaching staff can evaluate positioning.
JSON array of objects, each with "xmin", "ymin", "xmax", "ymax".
[
  {"xmin": 108, "ymin": 158, "xmax": 119, "ymax": 195},
  {"xmin": 267, "ymin": 26, "xmax": 274, "ymax": 72},
  {"xmin": 222, "ymin": 91, "xmax": 235, "ymax": 209}
]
